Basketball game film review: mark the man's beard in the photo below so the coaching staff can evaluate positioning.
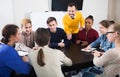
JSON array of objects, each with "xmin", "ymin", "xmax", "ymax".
[{"xmin": 70, "ymin": 15, "xmax": 75, "ymax": 19}]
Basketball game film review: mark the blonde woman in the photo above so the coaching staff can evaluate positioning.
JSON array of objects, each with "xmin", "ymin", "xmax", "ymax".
[{"xmin": 19, "ymin": 18, "xmax": 35, "ymax": 48}]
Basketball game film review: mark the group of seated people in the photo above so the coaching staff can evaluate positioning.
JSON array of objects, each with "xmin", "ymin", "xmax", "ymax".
[
  {"xmin": 0, "ymin": 3, "xmax": 120, "ymax": 77},
  {"xmin": 0, "ymin": 23, "xmax": 72, "ymax": 77},
  {"xmin": 0, "ymin": 17, "xmax": 119, "ymax": 77}
]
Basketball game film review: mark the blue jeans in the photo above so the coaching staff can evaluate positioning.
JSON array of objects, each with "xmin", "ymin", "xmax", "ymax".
[
  {"xmin": 81, "ymin": 66, "xmax": 103, "ymax": 77},
  {"xmin": 82, "ymin": 72, "xmax": 96, "ymax": 77}
]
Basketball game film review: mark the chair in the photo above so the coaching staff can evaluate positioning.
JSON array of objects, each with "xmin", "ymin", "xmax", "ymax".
[
  {"xmin": 116, "ymin": 75, "xmax": 119, "ymax": 77},
  {"xmin": 82, "ymin": 72, "xmax": 95, "ymax": 77}
]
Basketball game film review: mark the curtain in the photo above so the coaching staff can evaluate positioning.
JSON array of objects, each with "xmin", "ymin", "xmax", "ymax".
[{"xmin": 107, "ymin": 0, "xmax": 120, "ymax": 23}]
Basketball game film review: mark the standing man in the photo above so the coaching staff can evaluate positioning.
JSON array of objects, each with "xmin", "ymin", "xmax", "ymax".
[{"xmin": 62, "ymin": 2, "xmax": 85, "ymax": 42}]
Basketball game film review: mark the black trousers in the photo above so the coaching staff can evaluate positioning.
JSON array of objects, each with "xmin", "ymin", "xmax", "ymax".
[
  {"xmin": 71, "ymin": 33, "xmax": 77, "ymax": 43},
  {"xmin": 10, "ymin": 66, "xmax": 37, "ymax": 77},
  {"xmin": 116, "ymin": 75, "xmax": 119, "ymax": 77}
]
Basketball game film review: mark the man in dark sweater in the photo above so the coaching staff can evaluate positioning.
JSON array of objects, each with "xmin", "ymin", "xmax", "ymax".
[{"xmin": 46, "ymin": 17, "xmax": 70, "ymax": 49}]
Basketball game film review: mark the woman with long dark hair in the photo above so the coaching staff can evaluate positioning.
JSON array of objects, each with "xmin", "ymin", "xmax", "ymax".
[
  {"xmin": 0, "ymin": 24, "xmax": 30, "ymax": 77},
  {"xmin": 28, "ymin": 28, "xmax": 72, "ymax": 77}
]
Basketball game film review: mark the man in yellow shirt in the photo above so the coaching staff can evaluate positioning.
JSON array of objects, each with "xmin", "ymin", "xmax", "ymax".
[{"xmin": 62, "ymin": 2, "xmax": 85, "ymax": 42}]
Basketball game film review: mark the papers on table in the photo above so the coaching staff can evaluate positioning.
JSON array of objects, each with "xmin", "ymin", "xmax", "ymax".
[
  {"xmin": 17, "ymin": 50, "xmax": 28, "ymax": 56},
  {"xmin": 81, "ymin": 48, "xmax": 96, "ymax": 52}
]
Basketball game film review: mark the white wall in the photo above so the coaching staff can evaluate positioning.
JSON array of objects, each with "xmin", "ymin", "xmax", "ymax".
[
  {"xmin": 0, "ymin": 0, "xmax": 49, "ymax": 39},
  {"xmin": 30, "ymin": 0, "xmax": 108, "ymax": 32},
  {"xmin": 0, "ymin": 0, "xmax": 14, "ymax": 39},
  {"xmin": 0, "ymin": 0, "xmax": 108, "ymax": 39},
  {"xmin": 13, "ymin": 0, "xmax": 49, "ymax": 26},
  {"xmin": 115, "ymin": 0, "xmax": 120, "ymax": 23},
  {"xmin": 107, "ymin": 0, "xmax": 116, "ymax": 20},
  {"xmin": 30, "ymin": 11, "xmax": 66, "ymax": 31},
  {"xmin": 82, "ymin": 0, "xmax": 108, "ymax": 32},
  {"xmin": 107, "ymin": 0, "xmax": 120, "ymax": 23}
]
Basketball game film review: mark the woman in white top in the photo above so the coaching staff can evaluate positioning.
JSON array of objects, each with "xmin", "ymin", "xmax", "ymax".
[
  {"xmin": 28, "ymin": 28, "xmax": 72, "ymax": 77},
  {"xmin": 93, "ymin": 23, "xmax": 120, "ymax": 77}
]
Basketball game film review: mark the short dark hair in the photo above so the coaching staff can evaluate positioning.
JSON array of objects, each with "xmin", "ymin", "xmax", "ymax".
[
  {"xmin": 85, "ymin": 15, "xmax": 94, "ymax": 22},
  {"xmin": 68, "ymin": 2, "xmax": 77, "ymax": 9},
  {"xmin": 46, "ymin": 17, "xmax": 57, "ymax": 24}
]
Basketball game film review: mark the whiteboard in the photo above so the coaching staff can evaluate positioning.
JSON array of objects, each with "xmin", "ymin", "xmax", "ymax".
[{"xmin": 30, "ymin": 11, "xmax": 66, "ymax": 31}]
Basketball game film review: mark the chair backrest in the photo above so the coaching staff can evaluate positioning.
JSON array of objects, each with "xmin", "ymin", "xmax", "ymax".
[{"xmin": 116, "ymin": 75, "xmax": 119, "ymax": 77}]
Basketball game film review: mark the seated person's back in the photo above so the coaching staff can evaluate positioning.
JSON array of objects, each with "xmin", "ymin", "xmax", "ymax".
[{"xmin": 28, "ymin": 28, "xmax": 72, "ymax": 77}]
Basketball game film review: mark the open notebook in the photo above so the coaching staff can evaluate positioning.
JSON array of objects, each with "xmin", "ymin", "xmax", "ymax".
[
  {"xmin": 17, "ymin": 50, "xmax": 28, "ymax": 56},
  {"xmin": 81, "ymin": 48, "xmax": 96, "ymax": 52}
]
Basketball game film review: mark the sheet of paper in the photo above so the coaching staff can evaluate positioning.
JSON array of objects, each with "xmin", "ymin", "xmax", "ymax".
[
  {"xmin": 81, "ymin": 48, "xmax": 96, "ymax": 52},
  {"xmin": 17, "ymin": 51, "xmax": 28, "ymax": 56}
]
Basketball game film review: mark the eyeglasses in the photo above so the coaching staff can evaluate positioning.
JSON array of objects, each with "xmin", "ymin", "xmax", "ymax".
[{"xmin": 106, "ymin": 31, "xmax": 115, "ymax": 35}]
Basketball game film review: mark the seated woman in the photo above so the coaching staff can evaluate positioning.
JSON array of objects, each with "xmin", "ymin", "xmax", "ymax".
[
  {"xmin": 0, "ymin": 24, "xmax": 30, "ymax": 77},
  {"xmin": 28, "ymin": 28, "xmax": 72, "ymax": 77},
  {"xmin": 46, "ymin": 17, "xmax": 70, "ymax": 49},
  {"xmin": 85, "ymin": 20, "xmax": 115, "ymax": 52},
  {"xmin": 76, "ymin": 15, "xmax": 99, "ymax": 48},
  {"xmin": 93, "ymin": 23, "xmax": 120, "ymax": 77},
  {"xmin": 81, "ymin": 20, "xmax": 115, "ymax": 77},
  {"xmin": 19, "ymin": 18, "xmax": 35, "ymax": 49}
]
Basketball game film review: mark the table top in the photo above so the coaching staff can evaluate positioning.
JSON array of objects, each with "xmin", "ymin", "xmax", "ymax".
[{"xmin": 62, "ymin": 43, "xmax": 94, "ymax": 72}]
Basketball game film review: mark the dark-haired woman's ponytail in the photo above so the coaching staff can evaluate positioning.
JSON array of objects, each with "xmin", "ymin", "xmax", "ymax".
[
  {"xmin": 1, "ymin": 37, "xmax": 9, "ymax": 44},
  {"xmin": 37, "ymin": 48, "xmax": 45, "ymax": 66}
]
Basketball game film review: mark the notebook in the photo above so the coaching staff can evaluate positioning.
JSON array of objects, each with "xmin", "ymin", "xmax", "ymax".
[
  {"xmin": 17, "ymin": 50, "xmax": 28, "ymax": 56},
  {"xmin": 81, "ymin": 48, "xmax": 96, "ymax": 52}
]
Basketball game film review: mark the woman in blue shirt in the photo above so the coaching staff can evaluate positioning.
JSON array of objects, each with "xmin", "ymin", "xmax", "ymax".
[
  {"xmin": 85, "ymin": 20, "xmax": 115, "ymax": 52},
  {"xmin": 0, "ymin": 24, "xmax": 30, "ymax": 77}
]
